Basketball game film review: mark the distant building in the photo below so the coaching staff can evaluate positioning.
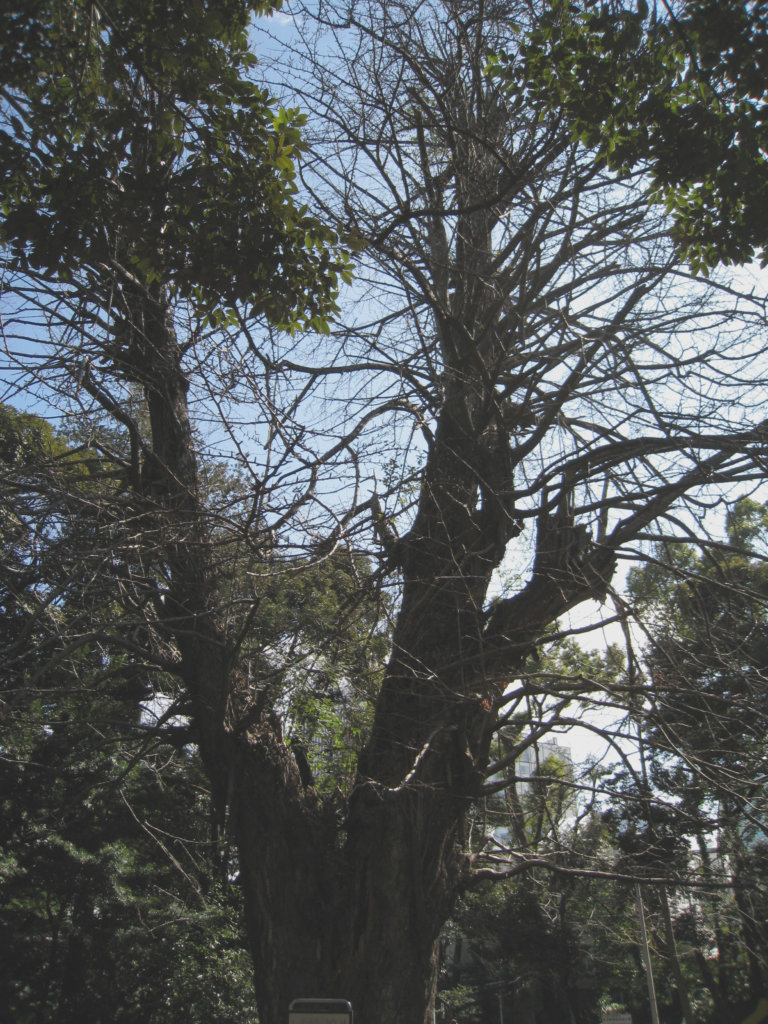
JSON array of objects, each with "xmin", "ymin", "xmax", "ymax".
[
  {"xmin": 515, "ymin": 736, "xmax": 573, "ymax": 797},
  {"xmin": 486, "ymin": 735, "xmax": 577, "ymax": 850}
]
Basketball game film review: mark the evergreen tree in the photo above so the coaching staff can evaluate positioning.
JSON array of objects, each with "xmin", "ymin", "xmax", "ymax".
[{"xmin": 0, "ymin": 405, "xmax": 257, "ymax": 1022}]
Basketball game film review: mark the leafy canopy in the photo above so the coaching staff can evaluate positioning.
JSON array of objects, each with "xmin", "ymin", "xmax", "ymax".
[
  {"xmin": 491, "ymin": 0, "xmax": 768, "ymax": 272},
  {"xmin": 628, "ymin": 497, "xmax": 768, "ymax": 820},
  {"xmin": 0, "ymin": 0, "xmax": 350, "ymax": 328}
]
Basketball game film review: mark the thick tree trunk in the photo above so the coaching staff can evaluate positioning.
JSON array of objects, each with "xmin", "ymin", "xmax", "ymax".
[
  {"xmin": 227, "ymin": 392, "xmax": 516, "ymax": 1023},
  {"xmin": 231, "ymin": 397, "xmax": 530, "ymax": 1022},
  {"xmin": 235, "ymin": 769, "xmax": 463, "ymax": 1024},
  {"xmin": 127, "ymin": 290, "xmax": 476, "ymax": 1024},
  {"xmin": 122, "ymin": 277, "xmax": 600, "ymax": 1024}
]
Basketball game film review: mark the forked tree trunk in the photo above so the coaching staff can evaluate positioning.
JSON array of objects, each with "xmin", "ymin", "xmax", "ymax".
[
  {"xmin": 127, "ymin": 260, "xmax": 601, "ymax": 1022},
  {"xmin": 228, "ymin": 400, "xmax": 532, "ymax": 1021},
  {"xmin": 129, "ymin": 291, "xmax": 489, "ymax": 1024},
  {"xmin": 234, "ymin": 762, "xmax": 465, "ymax": 1024}
]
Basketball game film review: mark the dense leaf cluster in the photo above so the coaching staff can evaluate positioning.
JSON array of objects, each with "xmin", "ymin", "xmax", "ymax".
[
  {"xmin": 0, "ymin": 0, "xmax": 349, "ymax": 328},
  {"xmin": 0, "ymin": 406, "xmax": 257, "ymax": 1022},
  {"xmin": 494, "ymin": 0, "xmax": 768, "ymax": 271}
]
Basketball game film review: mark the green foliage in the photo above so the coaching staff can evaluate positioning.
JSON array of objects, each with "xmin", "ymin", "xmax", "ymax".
[
  {"xmin": 1, "ymin": 0, "xmax": 350, "ymax": 328},
  {"xmin": 493, "ymin": 0, "xmax": 768, "ymax": 270},
  {"xmin": 0, "ymin": 403, "xmax": 64, "ymax": 465},
  {"xmin": 0, "ymin": 689, "xmax": 258, "ymax": 1023},
  {"xmin": 440, "ymin": 498, "xmax": 768, "ymax": 1022},
  {"xmin": 0, "ymin": 401, "xmax": 390, "ymax": 1012},
  {"xmin": 252, "ymin": 550, "xmax": 390, "ymax": 793},
  {"xmin": 535, "ymin": 636, "xmax": 628, "ymax": 693},
  {"xmin": 0, "ymin": 404, "xmax": 256, "ymax": 1021},
  {"xmin": 624, "ymin": 497, "xmax": 768, "ymax": 1013},
  {"xmin": 440, "ymin": 875, "xmax": 602, "ymax": 1024},
  {"xmin": 629, "ymin": 498, "xmax": 768, "ymax": 791}
]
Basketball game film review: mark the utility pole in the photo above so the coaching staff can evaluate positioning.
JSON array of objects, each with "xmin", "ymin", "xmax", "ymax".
[{"xmin": 635, "ymin": 883, "xmax": 660, "ymax": 1024}]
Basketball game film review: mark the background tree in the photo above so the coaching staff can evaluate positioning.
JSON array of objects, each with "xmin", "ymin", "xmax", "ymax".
[
  {"xmin": 0, "ymin": 405, "xmax": 258, "ymax": 1023},
  {"xmin": 438, "ymin": 712, "xmax": 608, "ymax": 1024},
  {"xmin": 4, "ymin": 1, "xmax": 768, "ymax": 1022},
  {"xmin": 626, "ymin": 498, "xmax": 768, "ymax": 1021},
  {"xmin": 440, "ymin": 601, "xmax": 767, "ymax": 1024}
]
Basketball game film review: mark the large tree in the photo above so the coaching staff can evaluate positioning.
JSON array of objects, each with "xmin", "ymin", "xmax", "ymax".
[{"xmin": 3, "ymin": 1, "xmax": 768, "ymax": 1022}]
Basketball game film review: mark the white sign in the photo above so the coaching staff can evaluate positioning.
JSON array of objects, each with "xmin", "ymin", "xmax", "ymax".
[
  {"xmin": 602, "ymin": 1013, "xmax": 632, "ymax": 1024},
  {"xmin": 289, "ymin": 1016, "xmax": 350, "ymax": 1024},
  {"xmin": 289, "ymin": 999, "xmax": 353, "ymax": 1024}
]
